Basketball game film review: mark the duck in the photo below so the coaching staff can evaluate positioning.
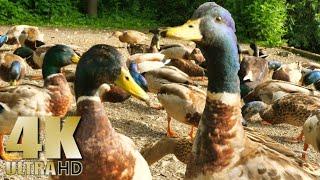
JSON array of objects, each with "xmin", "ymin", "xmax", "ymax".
[
  {"xmin": 238, "ymin": 56, "xmax": 271, "ymax": 96},
  {"xmin": 127, "ymin": 31, "xmax": 160, "ymax": 55},
  {"xmin": 141, "ymin": 127, "xmax": 299, "ymax": 166},
  {"xmin": 160, "ymin": 44, "xmax": 193, "ymax": 60},
  {"xmin": 243, "ymin": 80, "xmax": 320, "ymax": 104},
  {"xmin": 113, "ymin": 30, "xmax": 147, "ymax": 45},
  {"xmin": 0, "ymin": 44, "xmax": 80, "ymax": 160},
  {"xmin": 0, "ymin": 25, "xmax": 45, "ymax": 49},
  {"xmin": 272, "ymin": 62, "xmax": 302, "ymax": 85},
  {"xmin": 302, "ymin": 112, "xmax": 320, "ymax": 159},
  {"xmin": 13, "ymin": 44, "xmax": 83, "ymax": 69},
  {"xmin": 157, "ymin": 83, "xmax": 206, "ymax": 138},
  {"xmin": 0, "ymin": 53, "xmax": 28, "ymax": 86},
  {"xmin": 143, "ymin": 65, "xmax": 193, "ymax": 94},
  {"xmin": 167, "ymin": 58, "xmax": 206, "ymax": 77},
  {"xmin": 242, "ymin": 93, "xmax": 320, "ymax": 142},
  {"xmin": 69, "ymin": 44, "xmax": 151, "ymax": 179},
  {"xmin": 161, "ymin": 2, "xmax": 320, "ymax": 178},
  {"xmin": 128, "ymin": 52, "xmax": 170, "ymax": 73}
]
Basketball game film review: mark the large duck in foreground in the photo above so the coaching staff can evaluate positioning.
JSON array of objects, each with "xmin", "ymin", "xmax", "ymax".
[
  {"xmin": 66, "ymin": 44, "xmax": 151, "ymax": 179},
  {"xmin": 161, "ymin": 2, "xmax": 319, "ymax": 179},
  {"xmin": 0, "ymin": 45, "xmax": 79, "ymax": 160}
]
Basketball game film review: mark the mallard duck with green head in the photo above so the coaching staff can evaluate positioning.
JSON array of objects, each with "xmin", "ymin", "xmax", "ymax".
[
  {"xmin": 0, "ymin": 53, "xmax": 28, "ymax": 86},
  {"xmin": 14, "ymin": 44, "xmax": 83, "ymax": 70},
  {"xmin": 0, "ymin": 44, "xmax": 79, "ymax": 160},
  {"xmin": 69, "ymin": 44, "xmax": 151, "ymax": 179},
  {"xmin": 161, "ymin": 2, "xmax": 319, "ymax": 178}
]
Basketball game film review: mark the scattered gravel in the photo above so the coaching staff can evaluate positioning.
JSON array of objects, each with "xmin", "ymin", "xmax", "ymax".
[{"xmin": 0, "ymin": 26, "xmax": 319, "ymax": 180}]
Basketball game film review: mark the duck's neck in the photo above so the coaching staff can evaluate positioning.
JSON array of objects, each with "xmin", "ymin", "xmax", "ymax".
[
  {"xmin": 191, "ymin": 37, "xmax": 245, "ymax": 174},
  {"xmin": 44, "ymin": 73, "xmax": 72, "ymax": 117},
  {"xmin": 42, "ymin": 66, "xmax": 61, "ymax": 79},
  {"xmin": 76, "ymin": 96, "xmax": 114, "ymax": 140}
]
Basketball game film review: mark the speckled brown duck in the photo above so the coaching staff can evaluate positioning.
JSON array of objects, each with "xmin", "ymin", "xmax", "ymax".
[
  {"xmin": 0, "ymin": 45, "xmax": 79, "ymax": 161},
  {"xmin": 61, "ymin": 44, "xmax": 151, "ymax": 179},
  {"xmin": 161, "ymin": 2, "xmax": 320, "ymax": 179},
  {"xmin": 243, "ymin": 93, "xmax": 320, "ymax": 142},
  {"xmin": 157, "ymin": 83, "xmax": 206, "ymax": 138}
]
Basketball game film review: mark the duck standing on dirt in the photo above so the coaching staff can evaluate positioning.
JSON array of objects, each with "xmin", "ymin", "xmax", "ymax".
[{"xmin": 161, "ymin": 2, "xmax": 320, "ymax": 178}]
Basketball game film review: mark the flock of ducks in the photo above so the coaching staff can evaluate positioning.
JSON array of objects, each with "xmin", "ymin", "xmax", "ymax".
[{"xmin": 0, "ymin": 2, "xmax": 319, "ymax": 179}]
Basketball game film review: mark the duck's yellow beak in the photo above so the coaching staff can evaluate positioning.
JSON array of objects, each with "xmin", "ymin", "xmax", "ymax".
[
  {"xmin": 115, "ymin": 68, "xmax": 149, "ymax": 102},
  {"xmin": 71, "ymin": 54, "xmax": 80, "ymax": 64},
  {"xmin": 161, "ymin": 19, "xmax": 202, "ymax": 41}
]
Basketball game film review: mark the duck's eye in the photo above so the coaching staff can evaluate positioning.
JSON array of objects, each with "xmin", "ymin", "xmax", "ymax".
[
  {"xmin": 188, "ymin": 25, "xmax": 194, "ymax": 28},
  {"xmin": 125, "ymin": 76, "xmax": 130, "ymax": 80},
  {"xmin": 216, "ymin": 16, "xmax": 222, "ymax": 22}
]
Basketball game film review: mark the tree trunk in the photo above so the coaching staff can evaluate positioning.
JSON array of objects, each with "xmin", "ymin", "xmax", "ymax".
[{"xmin": 86, "ymin": 0, "xmax": 98, "ymax": 17}]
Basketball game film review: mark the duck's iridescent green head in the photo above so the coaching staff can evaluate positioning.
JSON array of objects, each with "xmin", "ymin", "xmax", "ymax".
[
  {"xmin": 75, "ymin": 44, "xmax": 149, "ymax": 102},
  {"xmin": 42, "ymin": 44, "xmax": 80, "ymax": 79},
  {"xmin": 161, "ymin": 3, "xmax": 239, "ymax": 93},
  {"xmin": 13, "ymin": 46, "xmax": 34, "ymax": 58}
]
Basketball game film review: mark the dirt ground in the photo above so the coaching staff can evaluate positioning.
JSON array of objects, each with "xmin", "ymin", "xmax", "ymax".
[{"xmin": 0, "ymin": 26, "xmax": 319, "ymax": 180}]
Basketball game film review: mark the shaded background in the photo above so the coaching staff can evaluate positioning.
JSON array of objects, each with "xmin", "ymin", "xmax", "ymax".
[{"xmin": 1, "ymin": 0, "xmax": 319, "ymax": 52}]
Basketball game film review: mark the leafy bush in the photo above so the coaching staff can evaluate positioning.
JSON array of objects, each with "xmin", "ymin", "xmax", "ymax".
[
  {"xmin": 222, "ymin": 0, "xmax": 287, "ymax": 46},
  {"xmin": 286, "ymin": 0, "xmax": 320, "ymax": 53},
  {"xmin": 1, "ymin": 0, "xmax": 319, "ymax": 51}
]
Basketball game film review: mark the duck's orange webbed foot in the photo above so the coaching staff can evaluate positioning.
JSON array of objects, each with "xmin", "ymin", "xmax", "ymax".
[
  {"xmin": 166, "ymin": 116, "xmax": 178, "ymax": 138},
  {"xmin": 283, "ymin": 130, "xmax": 304, "ymax": 143},
  {"xmin": 302, "ymin": 143, "xmax": 309, "ymax": 160}
]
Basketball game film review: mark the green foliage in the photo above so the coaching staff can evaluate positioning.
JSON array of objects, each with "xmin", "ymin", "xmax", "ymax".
[
  {"xmin": 286, "ymin": 0, "xmax": 320, "ymax": 53},
  {"xmin": 0, "ymin": 0, "xmax": 35, "ymax": 23},
  {"xmin": 222, "ymin": 0, "xmax": 287, "ymax": 46},
  {"xmin": 0, "ymin": 0, "xmax": 319, "ymax": 52}
]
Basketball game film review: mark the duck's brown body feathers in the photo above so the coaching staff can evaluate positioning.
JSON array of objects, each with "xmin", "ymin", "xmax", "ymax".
[
  {"xmin": 44, "ymin": 74, "xmax": 73, "ymax": 116},
  {"xmin": 244, "ymin": 80, "xmax": 320, "ymax": 104},
  {"xmin": 157, "ymin": 83, "xmax": 206, "ymax": 126},
  {"xmin": 261, "ymin": 93, "xmax": 320, "ymax": 126},
  {"xmin": 186, "ymin": 93, "xmax": 319, "ymax": 179},
  {"xmin": 168, "ymin": 58, "xmax": 205, "ymax": 77},
  {"xmin": 70, "ymin": 97, "xmax": 151, "ymax": 179},
  {"xmin": 0, "ymin": 74, "xmax": 72, "ymax": 134}
]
